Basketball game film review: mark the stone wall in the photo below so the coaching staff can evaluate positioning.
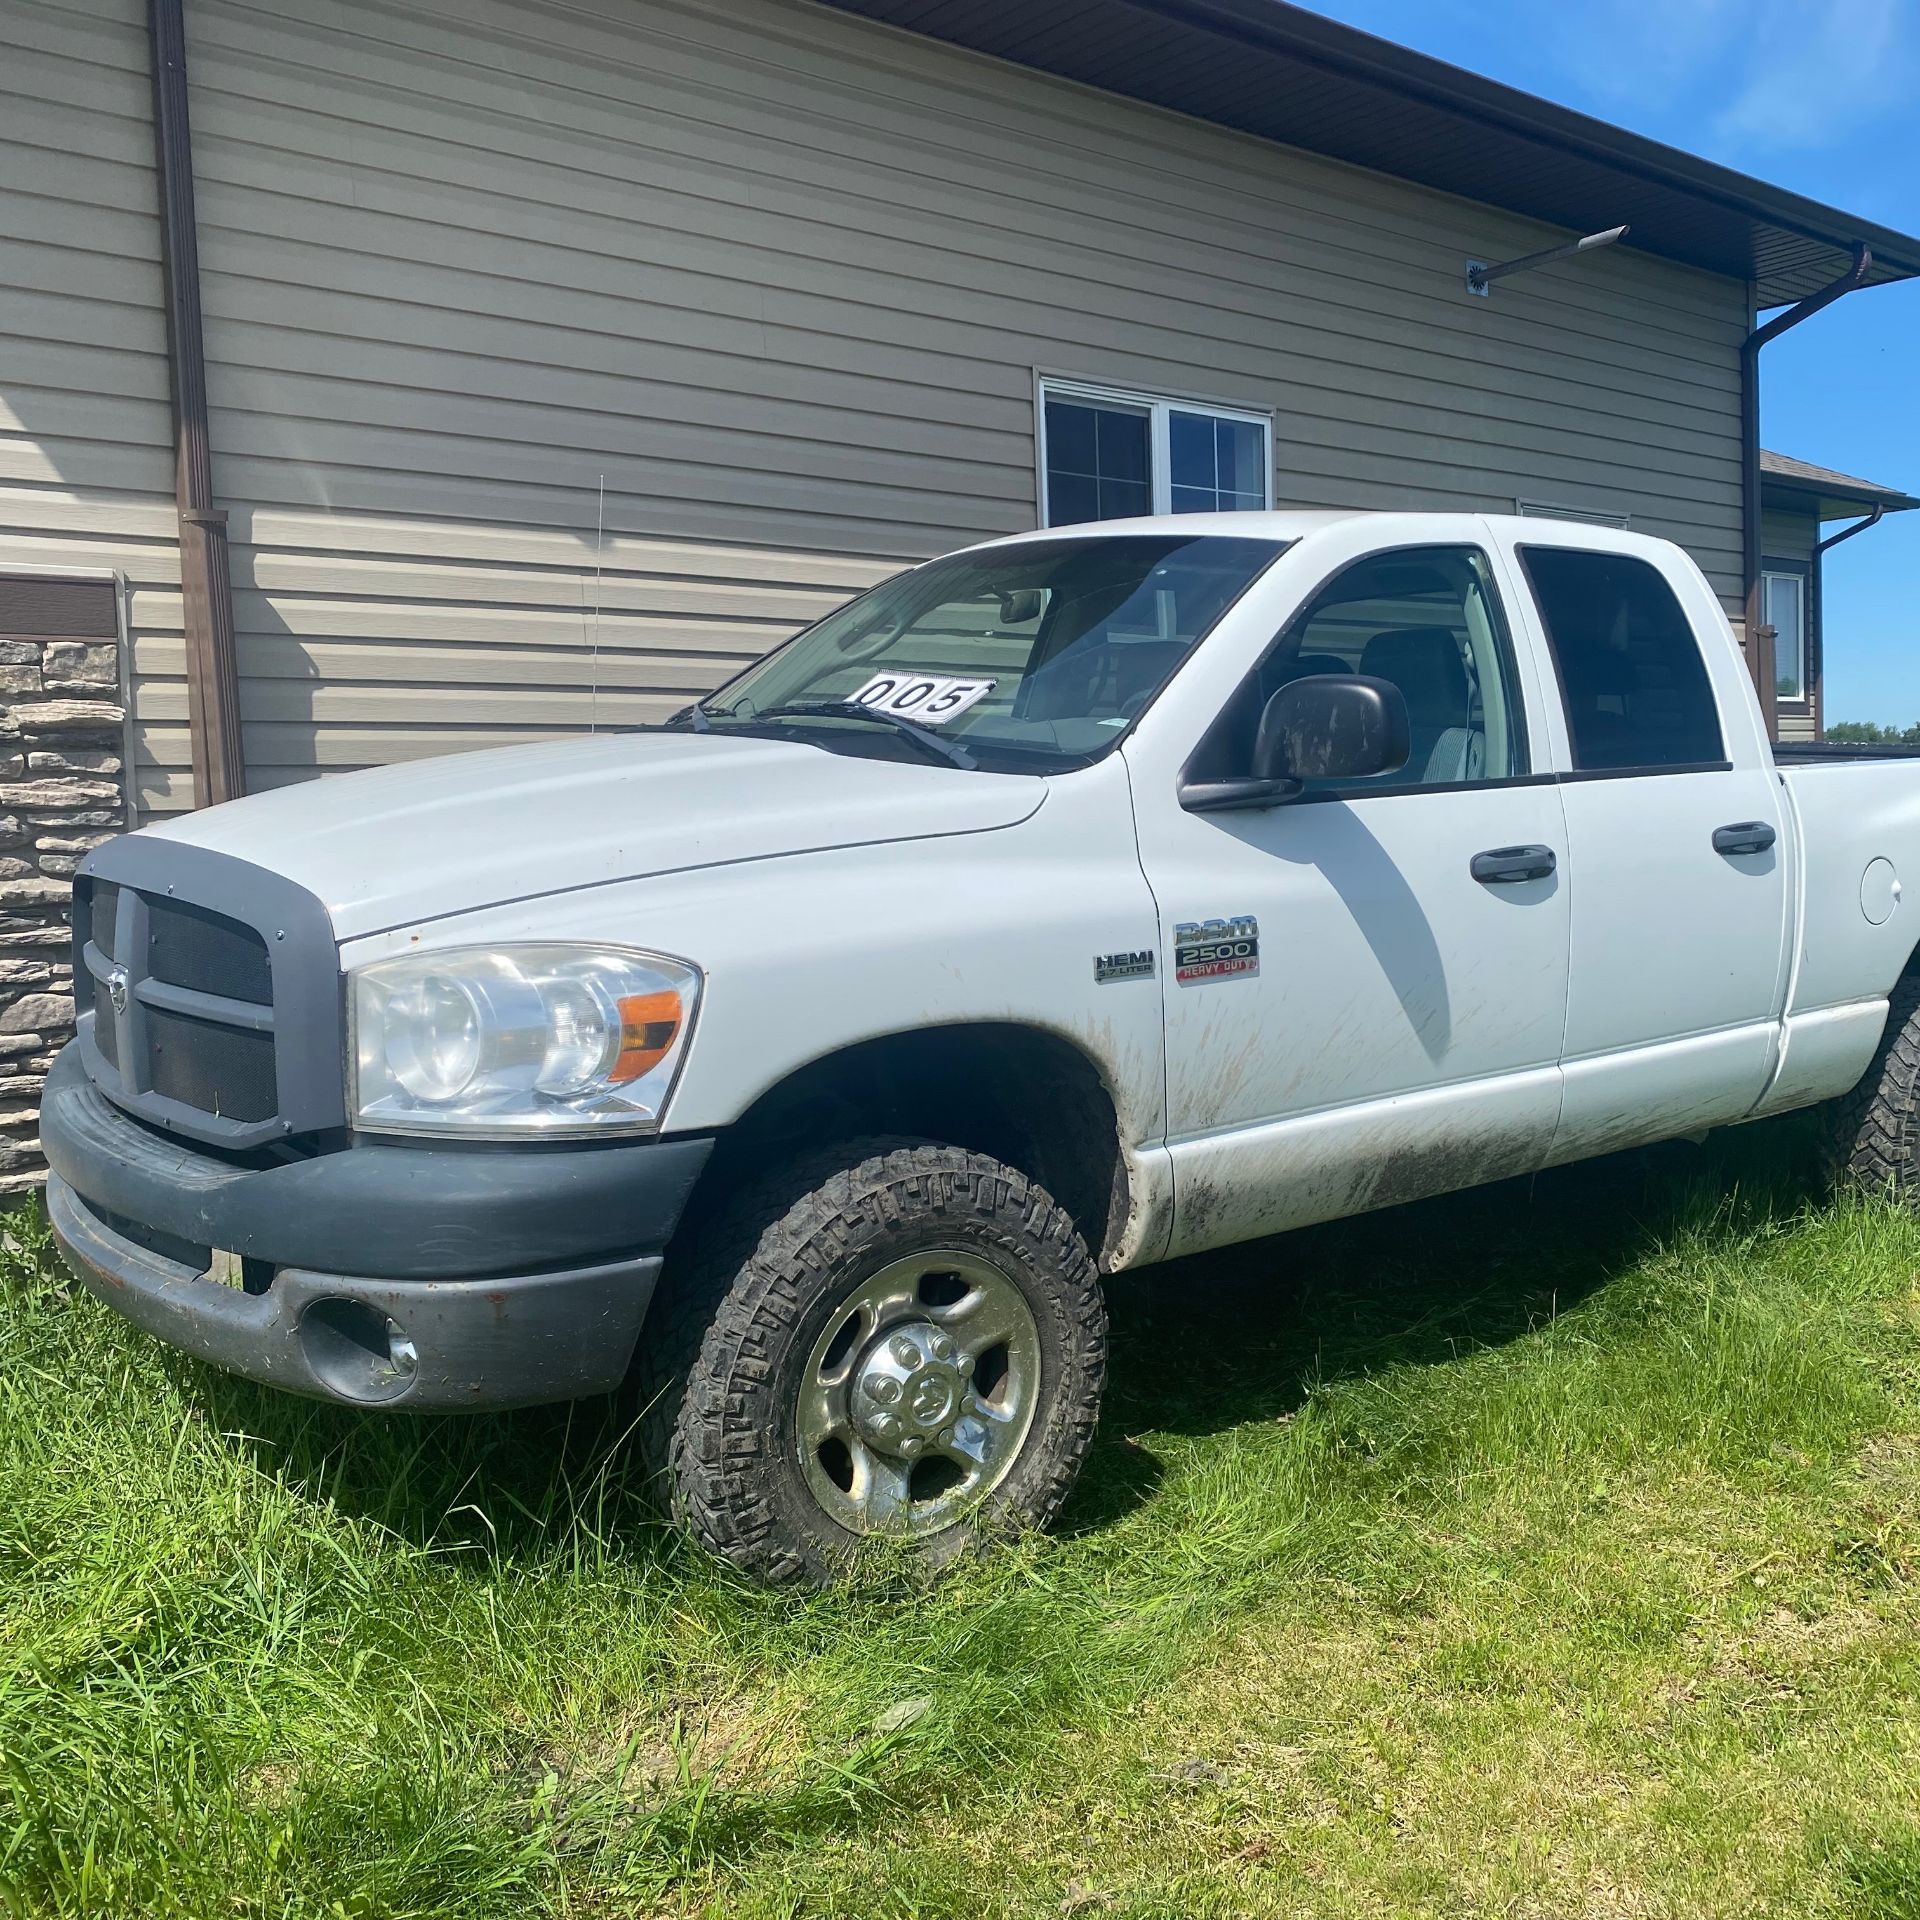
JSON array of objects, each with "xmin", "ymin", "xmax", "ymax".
[{"xmin": 0, "ymin": 625, "xmax": 127, "ymax": 1195}]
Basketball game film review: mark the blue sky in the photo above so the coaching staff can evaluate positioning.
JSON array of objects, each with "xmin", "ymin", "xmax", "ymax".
[{"xmin": 1299, "ymin": 0, "xmax": 1920, "ymax": 725}]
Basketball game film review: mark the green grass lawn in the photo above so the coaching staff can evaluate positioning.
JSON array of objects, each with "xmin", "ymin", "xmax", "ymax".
[{"xmin": 5, "ymin": 1118, "xmax": 1920, "ymax": 1917}]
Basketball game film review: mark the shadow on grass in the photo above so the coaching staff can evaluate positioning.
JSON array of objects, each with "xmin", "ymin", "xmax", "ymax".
[
  {"xmin": 176, "ymin": 1110, "xmax": 1828, "ymax": 1568},
  {"xmin": 1063, "ymin": 1108, "xmax": 1828, "ymax": 1532},
  {"xmin": 180, "ymin": 1353, "xmax": 685, "ymax": 1572}
]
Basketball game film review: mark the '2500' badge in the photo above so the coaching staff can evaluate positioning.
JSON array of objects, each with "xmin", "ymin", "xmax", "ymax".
[{"xmin": 1174, "ymin": 916, "xmax": 1259, "ymax": 984}]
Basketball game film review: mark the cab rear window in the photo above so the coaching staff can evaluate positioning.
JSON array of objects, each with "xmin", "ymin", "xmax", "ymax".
[{"xmin": 1519, "ymin": 547, "xmax": 1724, "ymax": 772}]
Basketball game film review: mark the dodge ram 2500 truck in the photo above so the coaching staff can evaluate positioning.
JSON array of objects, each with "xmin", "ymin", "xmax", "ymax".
[{"xmin": 44, "ymin": 510, "xmax": 1920, "ymax": 1582}]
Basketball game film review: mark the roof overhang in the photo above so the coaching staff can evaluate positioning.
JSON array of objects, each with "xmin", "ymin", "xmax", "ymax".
[
  {"xmin": 816, "ymin": 0, "xmax": 1920, "ymax": 308},
  {"xmin": 1761, "ymin": 451, "xmax": 1920, "ymax": 521}
]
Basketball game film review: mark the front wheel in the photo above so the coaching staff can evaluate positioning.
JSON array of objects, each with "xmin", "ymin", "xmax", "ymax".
[{"xmin": 641, "ymin": 1140, "xmax": 1107, "ymax": 1584}]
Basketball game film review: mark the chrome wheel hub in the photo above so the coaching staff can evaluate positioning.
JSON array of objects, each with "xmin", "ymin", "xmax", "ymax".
[
  {"xmin": 851, "ymin": 1323, "xmax": 967, "ymax": 1455},
  {"xmin": 796, "ymin": 1250, "xmax": 1042, "ymax": 1537}
]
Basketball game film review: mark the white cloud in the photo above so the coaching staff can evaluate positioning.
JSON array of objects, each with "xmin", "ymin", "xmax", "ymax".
[
  {"xmin": 1546, "ymin": 0, "xmax": 1747, "ymax": 118},
  {"xmin": 1534, "ymin": 0, "xmax": 1913, "ymax": 158},
  {"xmin": 1713, "ymin": 0, "xmax": 1913, "ymax": 149}
]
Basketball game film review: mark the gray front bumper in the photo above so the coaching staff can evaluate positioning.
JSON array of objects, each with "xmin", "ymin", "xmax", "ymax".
[
  {"xmin": 41, "ymin": 1043, "xmax": 714, "ymax": 1411},
  {"xmin": 49, "ymin": 1172, "xmax": 663, "ymax": 1410}
]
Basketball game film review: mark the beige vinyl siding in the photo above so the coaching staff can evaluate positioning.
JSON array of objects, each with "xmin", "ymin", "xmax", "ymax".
[
  {"xmin": 163, "ymin": 0, "xmax": 1745, "ymax": 800},
  {"xmin": 1763, "ymin": 504, "xmax": 1821, "ymax": 742},
  {"xmin": 1762, "ymin": 506, "xmax": 1819, "ymax": 565},
  {"xmin": 0, "ymin": 0, "xmax": 178, "ymax": 807},
  {"xmin": 128, "ymin": 520, "xmax": 897, "ymax": 794}
]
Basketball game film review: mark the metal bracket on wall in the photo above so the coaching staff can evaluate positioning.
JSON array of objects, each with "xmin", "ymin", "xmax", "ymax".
[{"xmin": 1466, "ymin": 224, "xmax": 1629, "ymax": 296}]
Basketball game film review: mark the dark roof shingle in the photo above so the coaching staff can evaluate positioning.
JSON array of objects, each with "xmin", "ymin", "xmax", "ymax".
[{"xmin": 1762, "ymin": 450, "xmax": 1919, "ymax": 516}]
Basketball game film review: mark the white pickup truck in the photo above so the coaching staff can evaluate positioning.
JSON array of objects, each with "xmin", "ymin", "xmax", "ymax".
[{"xmin": 44, "ymin": 510, "xmax": 1920, "ymax": 1581}]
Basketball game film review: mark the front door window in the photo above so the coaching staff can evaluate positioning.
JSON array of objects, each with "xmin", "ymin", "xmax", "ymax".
[{"xmin": 1187, "ymin": 545, "xmax": 1528, "ymax": 791}]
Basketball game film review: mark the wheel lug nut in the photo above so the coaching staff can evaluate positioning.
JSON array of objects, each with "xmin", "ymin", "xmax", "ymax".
[
  {"xmin": 930, "ymin": 1334, "xmax": 955, "ymax": 1362},
  {"xmin": 866, "ymin": 1376, "xmax": 901, "ymax": 1405},
  {"xmin": 889, "ymin": 1335, "xmax": 920, "ymax": 1367},
  {"xmin": 901, "ymin": 1434, "xmax": 923, "ymax": 1456}
]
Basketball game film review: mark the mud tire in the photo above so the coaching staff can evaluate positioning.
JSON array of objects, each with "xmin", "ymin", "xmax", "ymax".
[
  {"xmin": 1827, "ymin": 973, "xmax": 1920, "ymax": 1202},
  {"xmin": 633, "ymin": 1138, "xmax": 1107, "ymax": 1584}
]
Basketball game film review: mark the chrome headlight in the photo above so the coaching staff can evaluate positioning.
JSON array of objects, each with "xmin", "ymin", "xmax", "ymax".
[{"xmin": 350, "ymin": 944, "xmax": 700, "ymax": 1138}]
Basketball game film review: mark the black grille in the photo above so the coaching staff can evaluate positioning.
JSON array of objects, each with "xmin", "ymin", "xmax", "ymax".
[
  {"xmin": 73, "ymin": 850, "xmax": 343, "ymax": 1150},
  {"xmin": 144, "ymin": 1006, "xmax": 278, "ymax": 1123},
  {"xmin": 88, "ymin": 883, "xmax": 119, "ymax": 958},
  {"xmin": 145, "ymin": 897, "xmax": 272, "ymax": 1004},
  {"xmin": 93, "ymin": 1000, "xmax": 119, "ymax": 1073}
]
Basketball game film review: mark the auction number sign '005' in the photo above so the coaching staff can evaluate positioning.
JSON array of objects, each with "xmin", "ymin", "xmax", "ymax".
[{"xmin": 848, "ymin": 674, "xmax": 996, "ymax": 726}]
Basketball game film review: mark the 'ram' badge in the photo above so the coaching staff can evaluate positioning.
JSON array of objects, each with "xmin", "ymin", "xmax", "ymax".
[{"xmin": 1174, "ymin": 916, "xmax": 1260, "ymax": 984}]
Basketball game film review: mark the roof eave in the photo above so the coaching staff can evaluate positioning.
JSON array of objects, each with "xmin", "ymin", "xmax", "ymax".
[
  {"xmin": 814, "ymin": 0, "xmax": 1920, "ymax": 307},
  {"xmin": 1764, "ymin": 479, "xmax": 1920, "ymax": 520}
]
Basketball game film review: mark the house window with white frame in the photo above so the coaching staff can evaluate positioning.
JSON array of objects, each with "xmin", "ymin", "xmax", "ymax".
[
  {"xmin": 1039, "ymin": 380, "xmax": 1272, "ymax": 526},
  {"xmin": 1762, "ymin": 563, "xmax": 1810, "ymax": 706}
]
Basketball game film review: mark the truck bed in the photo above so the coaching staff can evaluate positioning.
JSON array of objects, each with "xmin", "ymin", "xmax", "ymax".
[{"xmin": 1772, "ymin": 742, "xmax": 1920, "ymax": 764}]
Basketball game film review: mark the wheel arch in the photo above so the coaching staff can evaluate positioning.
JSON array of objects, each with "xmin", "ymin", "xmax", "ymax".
[{"xmin": 677, "ymin": 1021, "xmax": 1133, "ymax": 1268}]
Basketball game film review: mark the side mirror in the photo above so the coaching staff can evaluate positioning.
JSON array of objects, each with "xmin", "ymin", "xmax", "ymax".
[
  {"xmin": 1179, "ymin": 673, "xmax": 1412, "ymax": 814},
  {"xmin": 1255, "ymin": 674, "xmax": 1410, "ymax": 784}
]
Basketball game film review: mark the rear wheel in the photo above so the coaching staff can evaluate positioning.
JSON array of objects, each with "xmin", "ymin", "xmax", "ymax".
[
  {"xmin": 637, "ymin": 1139, "xmax": 1107, "ymax": 1584},
  {"xmin": 1827, "ymin": 973, "xmax": 1920, "ymax": 1200}
]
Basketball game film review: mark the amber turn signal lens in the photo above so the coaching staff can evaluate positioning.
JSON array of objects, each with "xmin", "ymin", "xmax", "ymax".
[{"xmin": 609, "ymin": 989, "xmax": 683, "ymax": 1083}]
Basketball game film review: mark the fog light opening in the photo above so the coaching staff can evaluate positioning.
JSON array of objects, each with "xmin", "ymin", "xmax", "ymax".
[{"xmin": 298, "ymin": 1297, "xmax": 419, "ymax": 1404}]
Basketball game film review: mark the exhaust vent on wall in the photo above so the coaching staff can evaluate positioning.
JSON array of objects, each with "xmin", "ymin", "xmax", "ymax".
[{"xmin": 1515, "ymin": 499, "xmax": 1632, "ymax": 529}]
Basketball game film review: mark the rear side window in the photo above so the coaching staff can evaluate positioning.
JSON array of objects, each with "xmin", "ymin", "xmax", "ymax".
[{"xmin": 1520, "ymin": 547, "xmax": 1724, "ymax": 772}]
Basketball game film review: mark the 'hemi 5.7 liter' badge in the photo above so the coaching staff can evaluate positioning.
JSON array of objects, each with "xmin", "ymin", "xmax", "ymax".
[
  {"xmin": 1174, "ymin": 915, "xmax": 1260, "ymax": 985},
  {"xmin": 1095, "ymin": 949, "xmax": 1155, "ymax": 984}
]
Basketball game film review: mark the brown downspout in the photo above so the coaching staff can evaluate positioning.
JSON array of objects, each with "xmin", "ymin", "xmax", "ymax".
[
  {"xmin": 1740, "ymin": 244, "xmax": 1871, "ymax": 746},
  {"xmin": 149, "ymin": 0, "xmax": 245, "ymax": 806},
  {"xmin": 1815, "ymin": 503, "xmax": 1887, "ymax": 557},
  {"xmin": 1808, "ymin": 506, "xmax": 1886, "ymax": 737}
]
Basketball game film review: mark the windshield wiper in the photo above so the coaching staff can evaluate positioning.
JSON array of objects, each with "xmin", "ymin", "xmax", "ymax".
[{"xmin": 733, "ymin": 701, "xmax": 978, "ymax": 770}]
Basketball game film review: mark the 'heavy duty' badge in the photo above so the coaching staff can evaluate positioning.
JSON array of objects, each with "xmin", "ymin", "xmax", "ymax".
[{"xmin": 1174, "ymin": 916, "xmax": 1259, "ymax": 984}]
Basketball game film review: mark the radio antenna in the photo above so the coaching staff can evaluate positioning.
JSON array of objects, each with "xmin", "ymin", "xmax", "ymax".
[{"xmin": 589, "ymin": 470, "xmax": 606, "ymax": 734}]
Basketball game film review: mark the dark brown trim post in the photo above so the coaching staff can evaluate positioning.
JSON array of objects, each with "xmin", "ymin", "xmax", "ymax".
[
  {"xmin": 149, "ymin": 0, "xmax": 245, "ymax": 807},
  {"xmin": 1739, "ymin": 245, "xmax": 1870, "ymax": 747},
  {"xmin": 1808, "ymin": 504, "xmax": 1891, "ymax": 742}
]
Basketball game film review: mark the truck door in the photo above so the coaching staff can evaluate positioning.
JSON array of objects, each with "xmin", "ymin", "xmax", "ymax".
[
  {"xmin": 1506, "ymin": 539, "xmax": 1793, "ymax": 1162},
  {"xmin": 1127, "ymin": 535, "xmax": 1572, "ymax": 1258}
]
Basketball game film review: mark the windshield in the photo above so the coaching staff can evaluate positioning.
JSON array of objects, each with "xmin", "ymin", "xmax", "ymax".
[{"xmin": 688, "ymin": 533, "xmax": 1287, "ymax": 772}]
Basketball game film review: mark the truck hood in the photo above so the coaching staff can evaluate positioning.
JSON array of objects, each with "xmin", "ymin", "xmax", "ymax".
[{"xmin": 149, "ymin": 732, "xmax": 1047, "ymax": 940}]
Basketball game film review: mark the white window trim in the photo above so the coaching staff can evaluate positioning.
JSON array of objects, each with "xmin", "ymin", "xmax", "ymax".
[
  {"xmin": 1036, "ymin": 376, "xmax": 1274, "ymax": 525},
  {"xmin": 1762, "ymin": 564, "xmax": 1810, "ymax": 710}
]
